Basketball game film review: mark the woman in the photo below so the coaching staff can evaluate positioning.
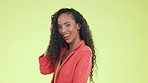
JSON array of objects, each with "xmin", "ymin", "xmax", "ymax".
[{"xmin": 38, "ymin": 8, "xmax": 97, "ymax": 83}]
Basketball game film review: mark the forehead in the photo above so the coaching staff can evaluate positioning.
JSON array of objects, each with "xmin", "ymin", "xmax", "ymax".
[{"xmin": 58, "ymin": 13, "xmax": 75, "ymax": 24}]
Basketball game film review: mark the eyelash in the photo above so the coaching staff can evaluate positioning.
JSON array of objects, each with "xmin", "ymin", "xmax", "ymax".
[
  {"xmin": 58, "ymin": 24, "xmax": 70, "ymax": 28},
  {"xmin": 66, "ymin": 24, "xmax": 70, "ymax": 27},
  {"xmin": 58, "ymin": 26, "xmax": 62, "ymax": 28}
]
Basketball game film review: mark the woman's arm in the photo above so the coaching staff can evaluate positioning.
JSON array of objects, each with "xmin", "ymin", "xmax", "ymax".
[
  {"xmin": 72, "ymin": 50, "xmax": 92, "ymax": 83},
  {"xmin": 39, "ymin": 24, "xmax": 54, "ymax": 75},
  {"xmin": 38, "ymin": 49, "xmax": 54, "ymax": 75}
]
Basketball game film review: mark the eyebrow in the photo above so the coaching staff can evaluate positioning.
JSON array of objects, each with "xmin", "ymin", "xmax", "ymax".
[
  {"xmin": 63, "ymin": 21, "xmax": 70, "ymax": 25},
  {"xmin": 58, "ymin": 21, "xmax": 70, "ymax": 25}
]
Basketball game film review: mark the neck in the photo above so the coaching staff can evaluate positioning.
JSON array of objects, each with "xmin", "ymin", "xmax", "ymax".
[{"xmin": 68, "ymin": 37, "xmax": 81, "ymax": 52}]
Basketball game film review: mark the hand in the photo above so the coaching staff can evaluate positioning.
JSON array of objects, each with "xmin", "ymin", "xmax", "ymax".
[
  {"xmin": 50, "ymin": 24, "xmax": 53, "ymax": 32},
  {"xmin": 44, "ymin": 44, "xmax": 49, "ymax": 56},
  {"xmin": 44, "ymin": 24, "xmax": 52, "ymax": 56},
  {"xmin": 44, "ymin": 50, "xmax": 48, "ymax": 56}
]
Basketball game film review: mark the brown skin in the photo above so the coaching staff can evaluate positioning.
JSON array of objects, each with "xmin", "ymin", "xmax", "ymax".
[{"xmin": 58, "ymin": 13, "xmax": 81, "ymax": 61}]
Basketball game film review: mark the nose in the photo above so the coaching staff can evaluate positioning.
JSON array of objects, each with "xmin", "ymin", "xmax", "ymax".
[{"xmin": 61, "ymin": 27, "xmax": 67, "ymax": 33}]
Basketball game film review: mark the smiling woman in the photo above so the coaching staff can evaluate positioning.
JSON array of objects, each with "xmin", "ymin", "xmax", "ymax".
[
  {"xmin": 58, "ymin": 13, "xmax": 81, "ymax": 47},
  {"xmin": 38, "ymin": 8, "xmax": 97, "ymax": 83}
]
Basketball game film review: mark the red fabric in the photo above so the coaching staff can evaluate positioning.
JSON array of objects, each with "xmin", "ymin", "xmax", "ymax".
[{"xmin": 38, "ymin": 40, "xmax": 92, "ymax": 83}]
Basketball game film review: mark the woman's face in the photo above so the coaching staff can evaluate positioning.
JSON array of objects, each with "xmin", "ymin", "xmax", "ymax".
[{"xmin": 58, "ymin": 13, "xmax": 80, "ymax": 44}]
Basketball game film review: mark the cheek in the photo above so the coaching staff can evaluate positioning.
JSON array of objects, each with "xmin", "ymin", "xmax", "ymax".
[
  {"xmin": 71, "ymin": 29, "xmax": 79, "ymax": 37},
  {"xmin": 58, "ymin": 29, "xmax": 62, "ymax": 34}
]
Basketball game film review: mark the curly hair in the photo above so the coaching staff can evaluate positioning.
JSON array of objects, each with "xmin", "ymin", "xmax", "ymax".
[{"xmin": 47, "ymin": 8, "xmax": 97, "ymax": 83}]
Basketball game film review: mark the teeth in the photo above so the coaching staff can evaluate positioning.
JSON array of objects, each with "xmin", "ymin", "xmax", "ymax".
[{"xmin": 64, "ymin": 34, "xmax": 70, "ymax": 37}]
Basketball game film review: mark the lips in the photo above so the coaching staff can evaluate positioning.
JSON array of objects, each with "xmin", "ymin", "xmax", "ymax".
[{"xmin": 63, "ymin": 33, "xmax": 70, "ymax": 40}]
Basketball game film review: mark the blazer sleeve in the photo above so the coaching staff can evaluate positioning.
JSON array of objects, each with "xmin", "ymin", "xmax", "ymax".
[
  {"xmin": 38, "ymin": 54, "xmax": 54, "ymax": 75},
  {"xmin": 72, "ymin": 50, "xmax": 92, "ymax": 83}
]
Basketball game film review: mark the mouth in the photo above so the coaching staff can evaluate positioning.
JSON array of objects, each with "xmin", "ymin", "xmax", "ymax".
[{"xmin": 63, "ymin": 33, "xmax": 70, "ymax": 40}]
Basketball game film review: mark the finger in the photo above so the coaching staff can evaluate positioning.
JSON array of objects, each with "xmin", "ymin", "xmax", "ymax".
[{"xmin": 50, "ymin": 24, "xmax": 53, "ymax": 31}]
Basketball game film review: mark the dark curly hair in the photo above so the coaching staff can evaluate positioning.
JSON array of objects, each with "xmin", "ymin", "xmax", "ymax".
[{"xmin": 47, "ymin": 8, "xmax": 97, "ymax": 83}]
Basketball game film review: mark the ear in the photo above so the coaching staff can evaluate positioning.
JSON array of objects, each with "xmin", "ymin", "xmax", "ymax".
[{"xmin": 76, "ymin": 24, "xmax": 80, "ymax": 30}]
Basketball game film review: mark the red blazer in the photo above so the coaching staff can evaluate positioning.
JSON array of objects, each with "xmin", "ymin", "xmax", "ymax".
[{"xmin": 38, "ymin": 40, "xmax": 92, "ymax": 83}]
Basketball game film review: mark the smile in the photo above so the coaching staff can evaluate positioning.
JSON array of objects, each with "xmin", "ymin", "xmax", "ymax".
[{"xmin": 63, "ymin": 33, "xmax": 70, "ymax": 40}]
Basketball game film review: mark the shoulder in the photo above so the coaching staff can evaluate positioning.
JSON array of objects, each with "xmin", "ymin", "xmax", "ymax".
[
  {"xmin": 76, "ymin": 45, "xmax": 92, "ymax": 58},
  {"xmin": 80, "ymin": 44, "xmax": 92, "ymax": 53}
]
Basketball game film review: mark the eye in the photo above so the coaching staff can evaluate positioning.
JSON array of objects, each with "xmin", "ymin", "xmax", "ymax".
[
  {"xmin": 58, "ymin": 25, "xmax": 62, "ymax": 28},
  {"xmin": 66, "ymin": 24, "xmax": 70, "ymax": 27}
]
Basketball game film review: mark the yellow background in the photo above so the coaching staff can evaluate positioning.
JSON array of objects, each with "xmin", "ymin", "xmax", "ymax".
[{"xmin": 0, "ymin": 0, "xmax": 148, "ymax": 83}]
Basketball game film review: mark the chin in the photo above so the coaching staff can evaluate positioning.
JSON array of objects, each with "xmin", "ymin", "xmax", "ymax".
[
  {"xmin": 65, "ymin": 39, "xmax": 73, "ymax": 44},
  {"xmin": 65, "ymin": 40, "xmax": 71, "ymax": 44}
]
